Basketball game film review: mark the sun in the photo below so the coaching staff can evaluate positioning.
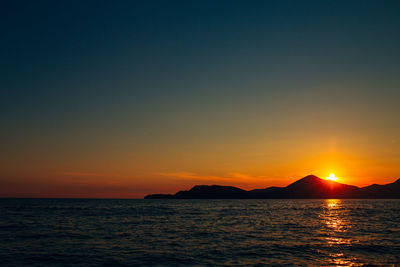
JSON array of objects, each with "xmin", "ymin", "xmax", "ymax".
[{"xmin": 326, "ymin": 173, "xmax": 338, "ymax": 181}]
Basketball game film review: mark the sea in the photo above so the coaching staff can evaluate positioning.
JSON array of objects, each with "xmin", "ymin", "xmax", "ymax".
[{"xmin": 1, "ymin": 199, "xmax": 399, "ymax": 266}]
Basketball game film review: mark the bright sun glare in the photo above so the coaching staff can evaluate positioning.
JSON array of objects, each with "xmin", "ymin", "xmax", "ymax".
[{"xmin": 326, "ymin": 173, "xmax": 338, "ymax": 181}]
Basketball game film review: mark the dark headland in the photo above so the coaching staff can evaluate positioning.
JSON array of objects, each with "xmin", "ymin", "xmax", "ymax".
[{"xmin": 145, "ymin": 175, "xmax": 400, "ymax": 199}]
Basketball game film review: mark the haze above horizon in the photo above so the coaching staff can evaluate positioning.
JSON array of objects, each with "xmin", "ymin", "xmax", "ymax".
[{"xmin": 1, "ymin": 0, "xmax": 400, "ymax": 198}]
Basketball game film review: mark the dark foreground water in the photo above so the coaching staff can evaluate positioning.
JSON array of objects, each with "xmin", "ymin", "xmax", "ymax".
[{"xmin": 1, "ymin": 199, "xmax": 400, "ymax": 266}]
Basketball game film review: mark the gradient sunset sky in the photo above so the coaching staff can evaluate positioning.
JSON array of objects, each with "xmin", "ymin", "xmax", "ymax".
[{"xmin": 2, "ymin": 0, "xmax": 400, "ymax": 198}]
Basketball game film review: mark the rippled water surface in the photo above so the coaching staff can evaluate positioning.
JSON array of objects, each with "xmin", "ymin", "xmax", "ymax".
[{"xmin": 1, "ymin": 199, "xmax": 400, "ymax": 266}]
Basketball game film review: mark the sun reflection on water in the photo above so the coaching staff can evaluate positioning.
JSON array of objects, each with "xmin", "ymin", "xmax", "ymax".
[
  {"xmin": 319, "ymin": 199, "xmax": 361, "ymax": 266},
  {"xmin": 324, "ymin": 199, "xmax": 349, "ymax": 239}
]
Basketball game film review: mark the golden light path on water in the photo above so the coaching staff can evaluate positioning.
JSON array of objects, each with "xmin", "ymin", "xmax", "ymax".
[{"xmin": 320, "ymin": 199, "xmax": 361, "ymax": 266}]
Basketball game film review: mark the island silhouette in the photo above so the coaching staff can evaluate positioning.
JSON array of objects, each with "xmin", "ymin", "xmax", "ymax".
[{"xmin": 145, "ymin": 175, "xmax": 400, "ymax": 199}]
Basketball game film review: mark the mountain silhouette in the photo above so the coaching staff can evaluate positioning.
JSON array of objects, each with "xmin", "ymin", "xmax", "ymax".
[
  {"xmin": 174, "ymin": 185, "xmax": 248, "ymax": 199},
  {"xmin": 281, "ymin": 175, "xmax": 360, "ymax": 198},
  {"xmin": 360, "ymin": 178, "xmax": 400, "ymax": 198},
  {"xmin": 144, "ymin": 175, "xmax": 400, "ymax": 199}
]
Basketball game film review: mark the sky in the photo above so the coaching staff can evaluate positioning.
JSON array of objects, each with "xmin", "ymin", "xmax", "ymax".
[{"xmin": 1, "ymin": 0, "xmax": 400, "ymax": 198}]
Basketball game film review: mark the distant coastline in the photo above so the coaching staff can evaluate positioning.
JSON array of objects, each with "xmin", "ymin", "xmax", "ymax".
[{"xmin": 145, "ymin": 175, "xmax": 400, "ymax": 199}]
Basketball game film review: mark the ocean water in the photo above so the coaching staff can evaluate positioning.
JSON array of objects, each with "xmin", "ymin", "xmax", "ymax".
[{"xmin": 1, "ymin": 199, "xmax": 400, "ymax": 266}]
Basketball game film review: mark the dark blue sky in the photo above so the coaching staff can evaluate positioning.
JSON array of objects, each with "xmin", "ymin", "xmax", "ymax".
[{"xmin": 1, "ymin": 0, "xmax": 400, "ymax": 197}]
